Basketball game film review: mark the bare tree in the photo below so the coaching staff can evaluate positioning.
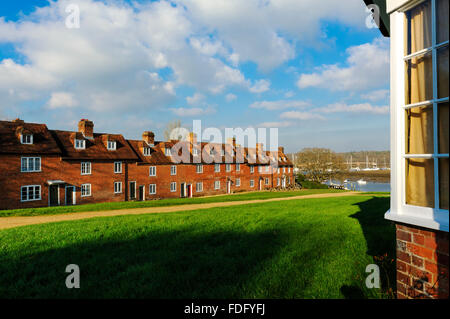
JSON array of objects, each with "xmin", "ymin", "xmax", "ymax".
[
  {"xmin": 295, "ymin": 148, "xmax": 345, "ymax": 182},
  {"xmin": 163, "ymin": 119, "xmax": 185, "ymax": 141}
]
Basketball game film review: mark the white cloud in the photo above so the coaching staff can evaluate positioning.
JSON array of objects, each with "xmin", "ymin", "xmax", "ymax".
[
  {"xmin": 284, "ymin": 91, "xmax": 295, "ymax": 98},
  {"xmin": 47, "ymin": 92, "xmax": 78, "ymax": 109},
  {"xmin": 177, "ymin": 0, "xmax": 368, "ymax": 71},
  {"xmin": 316, "ymin": 102, "xmax": 389, "ymax": 114},
  {"xmin": 249, "ymin": 79, "xmax": 271, "ymax": 93},
  {"xmin": 361, "ymin": 89, "xmax": 389, "ymax": 102},
  {"xmin": 186, "ymin": 93, "xmax": 205, "ymax": 105},
  {"xmin": 250, "ymin": 99, "xmax": 311, "ymax": 111},
  {"xmin": 257, "ymin": 121, "xmax": 294, "ymax": 128},
  {"xmin": 280, "ymin": 111, "xmax": 325, "ymax": 120},
  {"xmin": 169, "ymin": 105, "xmax": 216, "ymax": 117},
  {"xmin": 225, "ymin": 93, "xmax": 237, "ymax": 102},
  {"xmin": 297, "ymin": 38, "xmax": 389, "ymax": 92}
]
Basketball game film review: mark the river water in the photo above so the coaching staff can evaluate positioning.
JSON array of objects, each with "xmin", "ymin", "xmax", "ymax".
[{"xmin": 324, "ymin": 179, "xmax": 390, "ymax": 192}]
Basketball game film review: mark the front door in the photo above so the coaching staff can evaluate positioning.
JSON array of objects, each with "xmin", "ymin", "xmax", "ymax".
[
  {"xmin": 49, "ymin": 185, "xmax": 59, "ymax": 206},
  {"xmin": 187, "ymin": 184, "xmax": 192, "ymax": 198},
  {"xmin": 130, "ymin": 182, "xmax": 136, "ymax": 200},
  {"xmin": 65, "ymin": 186, "xmax": 75, "ymax": 205},
  {"xmin": 138, "ymin": 185, "xmax": 145, "ymax": 201}
]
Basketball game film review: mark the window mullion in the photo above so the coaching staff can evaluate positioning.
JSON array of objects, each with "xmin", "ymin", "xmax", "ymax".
[{"xmin": 431, "ymin": 0, "xmax": 440, "ymax": 210}]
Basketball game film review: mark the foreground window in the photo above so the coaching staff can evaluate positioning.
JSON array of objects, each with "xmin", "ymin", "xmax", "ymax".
[
  {"xmin": 114, "ymin": 182, "xmax": 122, "ymax": 194},
  {"xmin": 149, "ymin": 184, "xmax": 156, "ymax": 195},
  {"xmin": 404, "ymin": 0, "xmax": 449, "ymax": 210}
]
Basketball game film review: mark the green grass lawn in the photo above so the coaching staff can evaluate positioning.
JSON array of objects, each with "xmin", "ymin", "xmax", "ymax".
[
  {"xmin": 0, "ymin": 194, "xmax": 395, "ymax": 299},
  {"xmin": 0, "ymin": 189, "xmax": 345, "ymax": 217}
]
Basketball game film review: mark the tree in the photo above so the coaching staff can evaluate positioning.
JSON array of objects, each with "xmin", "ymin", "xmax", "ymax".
[
  {"xmin": 295, "ymin": 148, "xmax": 345, "ymax": 183},
  {"xmin": 163, "ymin": 119, "xmax": 185, "ymax": 141}
]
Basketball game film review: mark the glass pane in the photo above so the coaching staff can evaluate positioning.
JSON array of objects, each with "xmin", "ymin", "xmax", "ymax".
[
  {"xmin": 439, "ymin": 158, "xmax": 449, "ymax": 210},
  {"xmin": 406, "ymin": 158, "xmax": 434, "ymax": 208},
  {"xmin": 437, "ymin": 0, "xmax": 449, "ymax": 44},
  {"xmin": 405, "ymin": 0, "xmax": 432, "ymax": 55},
  {"xmin": 439, "ymin": 103, "xmax": 449, "ymax": 154},
  {"xmin": 437, "ymin": 46, "xmax": 449, "ymax": 99},
  {"xmin": 405, "ymin": 105, "xmax": 433, "ymax": 154},
  {"xmin": 405, "ymin": 52, "xmax": 433, "ymax": 104}
]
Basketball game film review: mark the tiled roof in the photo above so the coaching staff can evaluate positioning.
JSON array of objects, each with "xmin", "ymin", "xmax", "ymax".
[
  {"xmin": 0, "ymin": 120, "xmax": 61, "ymax": 154},
  {"xmin": 52, "ymin": 130, "xmax": 138, "ymax": 160}
]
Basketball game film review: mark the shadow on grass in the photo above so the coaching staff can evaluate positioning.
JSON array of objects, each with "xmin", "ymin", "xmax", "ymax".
[
  {"xmin": 343, "ymin": 196, "xmax": 396, "ymax": 299},
  {"xmin": 0, "ymin": 228, "xmax": 282, "ymax": 299}
]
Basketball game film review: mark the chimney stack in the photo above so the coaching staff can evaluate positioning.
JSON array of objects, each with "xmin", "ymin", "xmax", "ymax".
[
  {"xmin": 256, "ymin": 143, "xmax": 263, "ymax": 154},
  {"xmin": 188, "ymin": 132, "xmax": 197, "ymax": 145},
  {"xmin": 143, "ymin": 131, "xmax": 155, "ymax": 145},
  {"xmin": 78, "ymin": 119, "xmax": 94, "ymax": 139},
  {"xmin": 226, "ymin": 137, "xmax": 236, "ymax": 148}
]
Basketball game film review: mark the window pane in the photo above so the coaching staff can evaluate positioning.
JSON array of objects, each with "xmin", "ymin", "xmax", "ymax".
[
  {"xmin": 405, "ymin": 0, "xmax": 432, "ymax": 55},
  {"xmin": 21, "ymin": 188, "xmax": 27, "ymax": 201},
  {"xmin": 437, "ymin": 0, "xmax": 449, "ymax": 44},
  {"xmin": 406, "ymin": 158, "xmax": 434, "ymax": 208},
  {"xmin": 405, "ymin": 52, "xmax": 433, "ymax": 104},
  {"xmin": 437, "ymin": 46, "xmax": 449, "ymax": 99},
  {"xmin": 439, "ymin": 103, "xmax": 449, "ymax": 154},
  {"xmin": 405, "ymin": 105, "xmax": 433, "ymax": 154},
  {"xmin": 439, "ymin": 158, "xmax": 449, "ymax": 210}
]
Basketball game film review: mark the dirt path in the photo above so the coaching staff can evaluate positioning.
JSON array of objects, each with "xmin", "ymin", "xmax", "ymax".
[{"xmin": 0, "ymin": 192, "xmax": 360, "ymax": 230}]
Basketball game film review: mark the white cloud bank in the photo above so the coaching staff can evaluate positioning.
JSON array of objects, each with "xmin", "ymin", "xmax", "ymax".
[{"xmin": 297, "ymin": 38, "xmax": 389, "ymax": 92}]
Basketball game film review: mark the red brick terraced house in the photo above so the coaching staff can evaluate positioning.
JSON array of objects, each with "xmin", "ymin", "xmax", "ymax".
[
  {"xmin": 0, "ymin": 118, "xmax": 294, "ymax": 210},
  {"xmin": 364, "ymin": 0, "xmax": 448, "ymax": 299}
]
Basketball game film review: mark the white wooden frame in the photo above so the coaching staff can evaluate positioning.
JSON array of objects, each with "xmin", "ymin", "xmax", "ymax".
[
  {"xmin": 20, "ymin": 185, "xmax": 41, "ymax": 202},
  {"xmin": 385, "ymin": 0, "xmax": 449, "ymax": 231}
]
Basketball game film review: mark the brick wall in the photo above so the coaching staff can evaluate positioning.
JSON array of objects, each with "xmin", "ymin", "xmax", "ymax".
[{"xmin": 396, "ymin": 223, "xmax": 449, "ymax": 299}]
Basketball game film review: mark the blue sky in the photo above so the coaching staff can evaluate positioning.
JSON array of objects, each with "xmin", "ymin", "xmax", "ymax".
[{"xmin": 0, "ymin": 0, "xmax": 390, "ymax": 152}]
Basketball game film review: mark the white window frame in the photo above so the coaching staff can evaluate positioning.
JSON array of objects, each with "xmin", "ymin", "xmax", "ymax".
[
  {"xmin": 236, "ymin": 178, "xmax": 240, "ymax": 187},
  {"xmin": 196, "ymin": 164, "xmax": 203, "ymax": 173},
  {"xmin": 386, "ymin": 0, "xmax": 449, "ymax": 231},
  {"xmin": 170, "ymin": 165, "xmax": 177, "ymax": 175},
  {"xmin": 165, "ymin": 148, "xmax": 172, "ymax": 156},
  {"xmin": 258, "ymin": 166, "xmax": 262, "ymax": 173},
  {"xmin": 265, "ymin": 178, "xmax": 269, "ymax": 185},
  {"xmin": 149, "ymin": 184, "xmax": 156, "ymax": 195},
  {"xmin": 226, "ymin": 164, "xmax": 231, "ymax": 172},
  {"xmin": 149, "ymin": 166, "xmax": 156, "ymax": 176},
  {"xmin": 196, "ymin": 182, "xmax": 203, "ymax": 192},
  {"xmin": 20, "ymin": 185, "xmax": 41, "ymax": 202},
  {"xmin": 107, "ymin": 141, "xmax": 116, "ymax": 151},
  {"xmin": 114, "ymin": 182, "xmax": 122, "ymax": 194},
  {"xmin": 214, "ymin": 181, "xmax": 220, "ymax": 190},
  {"xmin": 81, "ymin": 162, "xmax": 91, "ymax": 175},
  {"xmin": 21, "ymin": 157, "xmax": 41, "ymax": 172},
  {"xmin": 236, "ymin": 163, "xmax": 240, "ymax": 171},
  {"xmin": 20, "ymin": 134, "xmax": 33, "ymax": 145},
  {"xmin": 170, "ymin": 182, "xmax": 177, "ymax": 192},
  {"xmin": 143, "ymin": 147, "xmax": 151, "ymax": 156},
  {"xmin": 250, "ymin": 179, "xmax": 254, "ymax": 187},
  {"xmin": 114, "ymin": 161, "xmax": 122, "ymax": 174},
  {"xmin": 193, "ymin": 148, "xmax": 199, "ymax": 156},
  {"xmin": 250, "ymin": 165, "xmax": 254, "ymax": 173},
  {"xmin": 215, "ymin": 164, "xmax": 221, "ymax": 172},
  {"xmin": 81, "ymin": 184, "xmax": 91, "ymax": 197},
  {"xmin": 75, "ymin": 139, "xmax": 86, "ymax": 150}
]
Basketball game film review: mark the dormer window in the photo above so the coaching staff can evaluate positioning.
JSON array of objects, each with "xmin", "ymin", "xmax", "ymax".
[
  {"xmin": 107, "ymin": 141, "xmax": 116, "ymax": 151},
  {"xmin": 75, "ymin": 139, "xmax": 86, "ymax": 150},
  {"xmin": 221, "ymin": 149, "xmax": 225, "ymax": 156},
  {"xmin": 21, "ymin": 134, "xmax": 33, "ymax": 145},
  {"xmin": 193, "ymin": 148, "xmax": 199, "ymax": 156},
  {"xmin": 143, "ymin": 147, "xmax": 151, "ymax": 156}
]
